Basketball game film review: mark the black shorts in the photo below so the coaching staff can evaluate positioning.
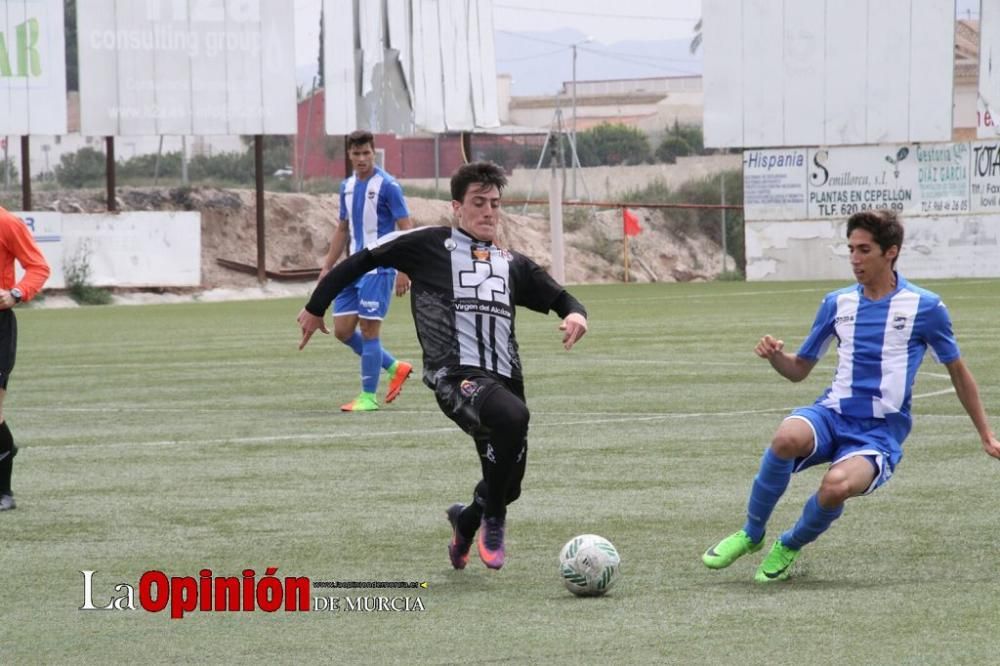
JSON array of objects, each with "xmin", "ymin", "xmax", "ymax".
[
  {"xmin": 0, "ymin": 309, "xmax": 16, "ymax": 390},
  {"xmin": 433, "ymin": 370, "xmax": 525, "ymax": 437}
]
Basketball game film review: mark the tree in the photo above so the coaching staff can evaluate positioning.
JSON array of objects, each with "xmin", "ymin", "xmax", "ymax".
[
  {"xmin": 575, "ymin": 123, "xmax": 651, "ymax": 166},
  {"xmin": 690, "ymin": 18, "xmax": 702, "ymax": 54},
  {"xmin": 656, "ymin": 120, "xmax": 705, "ymax": 163},
  {"xmin": 317, "ymin": 6, "xmax": 325, "ymax": 88},
  {"xmin": 55, "ymin": 147, "xmax": 106, "ymax": 187},
  {"xmin": 656, "ymin": 136, "xmax": 692, "ymax": 164},
  {"xmin": 1, "ymin": 158, "xmax": 18, "ymax": 184}
]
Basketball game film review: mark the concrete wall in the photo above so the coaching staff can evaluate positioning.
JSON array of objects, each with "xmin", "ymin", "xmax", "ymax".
[
  {"xmin": 746, "ymin": 217, "xmax": 1000, "ymax": 281},
  {"xmin": 16, "ymin": 211, "xmax": 202, "ymax": 287}
]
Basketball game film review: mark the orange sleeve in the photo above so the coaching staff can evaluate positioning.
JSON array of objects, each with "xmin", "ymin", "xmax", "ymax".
[{"xmin": 2, "ymin": 211, "xmax": 51, "ymax": 301}]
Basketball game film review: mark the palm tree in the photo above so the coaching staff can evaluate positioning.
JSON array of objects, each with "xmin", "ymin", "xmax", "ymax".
[{"xmin": 690, "ymin": 18, "xmax": 702, "ymax": 54}]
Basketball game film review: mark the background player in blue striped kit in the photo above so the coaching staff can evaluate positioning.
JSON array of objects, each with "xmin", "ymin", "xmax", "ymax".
[
  {"xmin": 703, "ymin": 209, "xmax": 1000, "ymax": 582},
  {"xmin": 319, "ymin": 130, "xmax": 414, "ymax": 412}
]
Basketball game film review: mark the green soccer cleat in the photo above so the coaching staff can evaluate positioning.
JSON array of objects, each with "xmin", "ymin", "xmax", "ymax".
[
  {"xmin": 754, "ymin": 540, "xmax": 800, "ymax": 583},
  {"xmin": 702, "ymin": 530, "xmax": 763, "ymax": 569},
  {"xmin": 340, "ymin": 392, "xmax": 379, "ymax": 412}
]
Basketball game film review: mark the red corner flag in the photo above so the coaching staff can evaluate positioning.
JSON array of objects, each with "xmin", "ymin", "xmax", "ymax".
[{"xmin": 623, "ymin": 208, "xmax": 642, "ymax": 237}]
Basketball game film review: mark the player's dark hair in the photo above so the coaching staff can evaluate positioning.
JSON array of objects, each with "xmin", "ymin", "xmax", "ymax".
[
  {"xmin": 346, "ymin": 130, "xmax": 374, "ymax": 150},
  {"xmin": 846, "ymin": 209, "xmax": 904, "ymax": 267},
  {"xmin": 451, "ymin": 162, "xmax": 508, "ymax": 202}
]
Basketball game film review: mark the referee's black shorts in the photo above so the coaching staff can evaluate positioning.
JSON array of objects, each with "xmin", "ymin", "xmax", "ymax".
[{"xmin": 0, "ymin": 309, "xmax": 17, "ymax": 390}]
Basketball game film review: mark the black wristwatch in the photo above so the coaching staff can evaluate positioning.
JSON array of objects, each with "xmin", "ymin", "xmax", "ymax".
[{"xmin": 10, "ymin": 288, "xmax": 22, "ymax": 304}]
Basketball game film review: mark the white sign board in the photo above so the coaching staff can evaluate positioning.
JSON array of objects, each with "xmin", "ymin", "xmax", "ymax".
[
  {"xmin": 745, "ymin": 143, "xmax": 972, "ymax": 221},
  {"xmin": 979, "ymin": 0, "xmax": 1000, "ymax": 138},
  {"xmin": 0, "ymin": 0, "xmax": 67, "ymax": 135},
  {"xmin": 324, "ymin": 0, "xmax": 500, "ymax": 135},
  {"xmin": 970, "ymin": 141, "xmax": 1000, "ymax": 211},
  {"xmin": 742, "ymin": 149, "xmax": 808, "ymax": 221},
  {"xmin": 78, "ymin": 0, "xmax": 296, "ymax": 136},
  {"xmin": 16, "ymin": 211, "xmax": 201, "ymax": 288},
  {"xmin": 704, "ymin": 0, "xmax": 954, "ymax": 147}
]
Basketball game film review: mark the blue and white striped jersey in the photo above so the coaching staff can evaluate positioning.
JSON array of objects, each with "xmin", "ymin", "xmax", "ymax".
[
  {"xmin": 339, "ymin": 166, "xmax": 410, "ymax": 254},
  {"xmin": 797, "ymin": 274, "xmax": 960, "ymax": 438}
]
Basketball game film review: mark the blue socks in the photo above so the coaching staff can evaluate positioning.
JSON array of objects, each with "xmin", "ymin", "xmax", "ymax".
[
  {"xmin": 781, "ymin": 493, "xmax": 844, "ymax": 550},
  {"xmin": 360, "ymin": 337, "xmax": 384, "ymax": 393},
  {"xmin": 743, "ymin": 448, "xmax": 794, "ymax": 543},
  {"xmin": 341, "ymin": 331, "xmax": 396, "ymax": 371}
]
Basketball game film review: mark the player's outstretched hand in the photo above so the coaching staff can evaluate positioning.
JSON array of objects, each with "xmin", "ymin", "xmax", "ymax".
[
  {"xmin": 297, "ymin": 308, "xmax": 329, "ymax": 350},
  {"xmin": 559, "ymin": 313, "xmax": 588, "ymax": 350},
  {"xmin": 982, "ymin": 433, "xmax": 1000, "ymax": 460},
  {"xmin": 755, "ymin": 334, "xmax": 784, "ymax": 359}
]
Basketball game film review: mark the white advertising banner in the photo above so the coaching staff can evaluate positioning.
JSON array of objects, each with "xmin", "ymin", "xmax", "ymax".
[
  {"xmin": 16, "ymin": 211, "xmax": 201, "ymax": 288},
  {"xmin": 745, "ymin": 143, "xmax": 972, "ymax": 221},
  {"xmin": 0, "ymin": 0, "xmax": 67, "ymax": 135},
  {"xmin": 742, "ymin": 149, "xmax": 808, "ymax": 221},
  {"xmin": 969, "ymin": 141, "xmax": 1000, "ymax": 212},
  {"xmin": 705, "ymin": 0, "xmax": 953, "ymax": 148},
  {"xmin": 744, "ymin": 141, "xmax": 997, "ymax": 281},
  {"xmin": 807, "ymin": 145, "xmax": 920, "ymax": 219},
  {"xmin": 324, "ymin": 0, "xmax": 500, "ymax": 135},
  {"xmin": 78, "ymin": 0, "xmax": 296, "ymax": 136}
]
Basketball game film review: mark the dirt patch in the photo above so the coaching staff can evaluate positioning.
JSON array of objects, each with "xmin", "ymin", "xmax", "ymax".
[{"xmin": 23, "ymin": 186, "xmax": 732, "ymax": 287}]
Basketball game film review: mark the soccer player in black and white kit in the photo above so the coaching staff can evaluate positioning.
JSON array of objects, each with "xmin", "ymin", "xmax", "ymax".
[{"xmin": 297, "ymin": 162, "xmax": 588, "ymax": 570}]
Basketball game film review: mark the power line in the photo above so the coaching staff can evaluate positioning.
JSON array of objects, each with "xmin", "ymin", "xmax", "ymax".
[
  {"xmin": 497, "ymin": 32, "xmax": 701, "ymax": 68},
  {"xmin": 497, "ymin": 47, "xmax": 571, "ymax": 63},
  {"xmin": 577, "ymin": 45, "xmax": 700, "ymax": 67},
  {"xmin": 497, "ymin": 30, "xmax": 574, "ymax": 47},
  {"xmin": 493, "ymin": 4, "xmax": 698, "ymax": 23}
]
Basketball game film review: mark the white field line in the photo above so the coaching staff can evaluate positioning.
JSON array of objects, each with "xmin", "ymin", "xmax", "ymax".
[{"xmin": 24, "ymin": 388, "xmax": 956, "ymax": 455}]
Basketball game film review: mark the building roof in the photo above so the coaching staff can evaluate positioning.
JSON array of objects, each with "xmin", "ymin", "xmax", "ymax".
[{"xmin": 510, "ymin": 92, "xmax": 667, "ymax": 110}]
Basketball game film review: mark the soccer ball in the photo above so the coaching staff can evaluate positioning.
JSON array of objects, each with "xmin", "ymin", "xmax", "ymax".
[{"xmin": 559, "ymin": 534, "xmax": 621, "ymax": 596}]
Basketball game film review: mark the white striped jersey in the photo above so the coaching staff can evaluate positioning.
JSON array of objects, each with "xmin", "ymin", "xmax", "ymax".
[
  {"xmin": 305, "ymin": 226, "xmax": 585, "ymax": 385},
  {"xmin": 797, "ymin": 275, "xmax": 960, "ymax": 437},
  {"xmin": 339, "ymin": 166, "xmax": 409, "ymax": 254}
]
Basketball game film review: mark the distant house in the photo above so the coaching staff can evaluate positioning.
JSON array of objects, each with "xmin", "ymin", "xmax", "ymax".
[
  {"xmin": 953, "ymin": 18, "xmax": 979, "ymax": 141},
  {"xmin": 502, "ymin": 74, "xmax": 704, "ymax": 140},
  {"xmin": 294, "ymin": 88, "xmax": 547, "ymax": 180}
]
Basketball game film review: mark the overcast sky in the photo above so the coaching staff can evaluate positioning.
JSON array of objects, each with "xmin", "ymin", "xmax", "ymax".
[{"xmin": 292, "ymin": 0, "xmax": 702, "ymax": 66}]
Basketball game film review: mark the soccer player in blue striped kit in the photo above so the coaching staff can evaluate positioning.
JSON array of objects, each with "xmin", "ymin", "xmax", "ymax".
[
  {"xmin": 319, "ymin": 130, "xmax": 414, "ymax": 412},
  {"xmin": 703, "ymin": 209, "xmax": 1000, "ymax": 582}
]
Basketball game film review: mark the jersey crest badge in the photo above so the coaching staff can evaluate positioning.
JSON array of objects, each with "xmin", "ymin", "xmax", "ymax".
[{"xmin": 471, "ymin": 244, "xmax": 491, "ymax": 262}]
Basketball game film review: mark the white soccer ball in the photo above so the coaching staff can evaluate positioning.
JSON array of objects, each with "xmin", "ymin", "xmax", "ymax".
[{"xmin": 559, "ymin": 534, "xmax": 621, "ymax": 597}]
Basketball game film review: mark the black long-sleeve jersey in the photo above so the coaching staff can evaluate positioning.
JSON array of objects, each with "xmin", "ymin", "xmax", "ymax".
[{"xmin": 305, "ymin": 225, "xmax": 587, "ymax": 386}]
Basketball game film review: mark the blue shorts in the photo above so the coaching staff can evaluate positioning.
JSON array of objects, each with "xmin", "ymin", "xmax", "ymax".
[
  {"xmin": 331, "ymin": 269, "xmax": 397, "ymax": 320},
  {"xmin": 786, "ymin": 405, "xmax": 904, "ymax": 495}
]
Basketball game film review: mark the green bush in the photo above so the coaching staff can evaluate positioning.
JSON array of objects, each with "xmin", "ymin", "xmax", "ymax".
[
  {"xmin": 55, "ymin": 147, "xmax": 106, "ymax": 187},
  {"xmin": 64, "ymin": 242, "xmax": 113, "ymax": 305},
  {"xmin": 656, "ymin": 136, "xmax": 693, "ymax": 164},
  {"xmin": 656, "ymin": 121, "xmax": 710, "ymax": 164},
  {"xmin": 576, "ymin": 123, "xmax": 651, "ymax": 166},
  {"xmin": 118, "ymin": 152, "xmax": 183, "ymax": 180},
  {"xmin": 1, "ymin": 158, "xmax": 18, "ymax": 183}
]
